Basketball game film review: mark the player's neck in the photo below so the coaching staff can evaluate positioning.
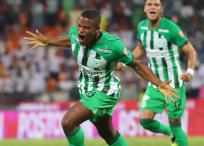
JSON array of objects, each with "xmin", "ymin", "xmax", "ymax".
[
  {"xmin": 86, "ymin": 31, "xmax": 102, "ymax": 48},
  {"xmin": 149, "ymin": 17, "xmax": 162, "ymax": 30}
]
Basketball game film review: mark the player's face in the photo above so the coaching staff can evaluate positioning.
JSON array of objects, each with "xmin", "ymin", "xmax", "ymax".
[
  {"xmin": 144, "ymin": 0, "xmax": 163, "ymax": 21},
  {"xmin": 77, "ymin": 16, "xmax": 98, "ymax": 46}
]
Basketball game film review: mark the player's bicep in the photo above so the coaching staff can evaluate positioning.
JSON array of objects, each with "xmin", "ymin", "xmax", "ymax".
[
  {"xmin": 119, "ymin": 47, "xmax": 133, "ymax": 65},
  {"xmin": 112, "ymin": 39, "xmax": 133, "ymax": 65}
]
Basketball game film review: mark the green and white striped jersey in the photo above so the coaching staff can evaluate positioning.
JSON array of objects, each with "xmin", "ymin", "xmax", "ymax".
[
  {"xmin": 137, "ymin": 17, "xmax": 188, "ymax": 88},
  {"xmin": 68, "ymin": 25, "xmax": 133, "ymax": 98}
]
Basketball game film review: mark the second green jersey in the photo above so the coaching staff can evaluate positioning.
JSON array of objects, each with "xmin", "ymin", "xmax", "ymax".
[
  {"xmin": 68, "ymin": 25, "xmax": 133, "ymax": 98},
  {"xmin": 137, "ymin": 17, "xmax": 188, "ymax": 88}
]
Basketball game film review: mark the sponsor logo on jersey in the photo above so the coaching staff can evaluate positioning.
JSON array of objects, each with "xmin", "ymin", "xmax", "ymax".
[
  {"xmin": 80, "ymin": 65, "xmax": 105, "ymax": 76},
  {"xmin": 97, "ymin": 48, "xmax": 112, "ymax": 54},
  {"xmin": 146, "ymin": 50, "xmax": 169, "ymax": 58},
  {"xmin": 141, "ymin": 26, "xmax": 148, "ymax": 30},
  {"xmin": 93, "ymin": 59, "xmax": 101, "ymax": 68},
  {"xmin": 158, "ymin": 29, "xmax": 169, "ymax": 33},
  {"xmin": 71, "ymin": 34, "xmax": 79, "ymax": 42}
]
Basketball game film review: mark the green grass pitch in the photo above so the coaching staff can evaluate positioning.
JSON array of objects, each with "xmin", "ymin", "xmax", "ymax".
[{"xmin": 1, "ymin": 137, "xmax": 204, "ymax": 146}]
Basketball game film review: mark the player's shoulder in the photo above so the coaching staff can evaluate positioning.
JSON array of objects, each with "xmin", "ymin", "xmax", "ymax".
[
  {"xmin": 162, "ymin": 17, "xmax": 179, "ymax": 29},
  {"xmin": 69, "ymin": 25, "xmax": 78, "ymax": 34},
  {"xmin": 138, "ymin": 19, "xmax": 148, "ymax": 25},
  {"xmin": 68, "ymin": 25, "xmax": 78, "ymax": 41},
  {"xmin": 137, "ymin": 19, "xmax": 149, "ymax": 32},
  {"xmin": 101, "ymin": 31, "xmax": 123, "ymax": 45},
  {"xmin": 100, "ymin": 31, "xmax": 125, "ymax": 53},
  {"xmin": 138, "ymin": 19, "xmax": 149, "ymax": 28}
]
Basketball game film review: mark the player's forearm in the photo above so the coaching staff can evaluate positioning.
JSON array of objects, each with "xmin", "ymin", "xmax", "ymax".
[
  {"xmin": 132, "ymin": 43, "xmax": 145, "ymax": 59},
  {"xmin": 47, "ymin": 37, "xmax": 71, "ymax": 48},
  {"xmin": 187, "ymin": 44, "xmax": 197, "ymax": 70},
  {"xmin": 130, "ymin": 59, "xmax": 161, "ymax": 87},
  {"xmin": 182, "ymin": 43, "xmax": 197, "ymax": 71}
]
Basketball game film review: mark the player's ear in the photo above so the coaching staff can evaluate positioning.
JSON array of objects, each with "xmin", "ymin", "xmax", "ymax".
[
  {"xmin": 96, "ymin": 25, "xmax": 100, "ymax": 32},
  {"xmin": 144, "ymin": 5, "xmax": 147, "ymax": 13}
]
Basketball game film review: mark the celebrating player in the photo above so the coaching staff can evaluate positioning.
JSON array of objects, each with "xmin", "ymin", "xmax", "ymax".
[{"xmin": 25, "ymin": 9, "xmax": 176, "ymax": 146}]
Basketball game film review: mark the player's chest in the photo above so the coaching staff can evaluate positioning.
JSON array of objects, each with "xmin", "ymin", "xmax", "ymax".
[
  {"xmin": 139, "ymin": 30, "xmax": 171, "ymax": 50},
  {"xmin": 72, "ymin": 44, "xmax": 112, "ymax": 70}
]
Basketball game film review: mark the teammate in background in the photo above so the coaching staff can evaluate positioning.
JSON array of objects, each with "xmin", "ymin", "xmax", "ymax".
[
  {"xmin": 25, "ymin": 9, "xmax": 176, "ymax": 146},
  {"xmin": 132, "ymin": 0, "xmax": 197, "ymax": 146}
]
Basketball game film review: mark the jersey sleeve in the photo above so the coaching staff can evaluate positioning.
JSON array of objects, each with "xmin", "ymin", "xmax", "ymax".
[
  {"xmin": 67, "ymin": 25, "xmax": 78, "ymax": 40},
  {"xmin": 136, "ymin": 22, "xmax": 142, "ymax": 42},
  {"xmin": 112, "ymin": 39, "xmax": 133, "ymax": 65},
  {"xmin": 170, "ymin": 23, "xmax": 188, "ymax": 48}
]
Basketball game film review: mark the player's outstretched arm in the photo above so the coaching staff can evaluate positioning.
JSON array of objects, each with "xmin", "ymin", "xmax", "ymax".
[
  {"xmin": 129, "ymin": 59, "xmax": 178, "ymax": 103},
  {"xmin": 116, "ymin": 42, "xmax": 145, "ymax": 71},
  {"xmin": 24, "ymin": 29, "xmax": 71, "ymax": 50}
]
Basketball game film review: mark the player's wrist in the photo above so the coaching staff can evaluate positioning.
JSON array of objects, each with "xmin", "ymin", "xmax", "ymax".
[
  {"xmin": 156, "ymin": 81, "xmax": 163, "ymax": 88},
  {"xmin": 186, "ymin": 68, "xmax": 194, "ymax": 76}
]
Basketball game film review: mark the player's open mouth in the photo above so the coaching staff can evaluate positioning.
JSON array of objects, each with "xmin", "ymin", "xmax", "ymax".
[
  {"xmin": 149, "ymin": 11, "xmax": 156, "ymax": 16},
  {"xmin": 79, "ymin": 34, "xmax": 85, "ymax": 43}
]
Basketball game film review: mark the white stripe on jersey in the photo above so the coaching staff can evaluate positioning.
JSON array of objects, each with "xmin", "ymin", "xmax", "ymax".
[
  {"xmin": 86, "ymin": 50, "xmax": 96, "ymax": 92},
  {"xmin": 107, "ymin": 72, "xmax": 120, "ymax": 97},
  {"xmin": 153, "ymin": 32, "xmax": 165, "ymax": 82},
  {"xmin": 71, "ymin": 44, "xmax": 76, "ymax": 52},
  {"xmin": 146, "ymin": 31, "xmax": 151, "ymax": 49},
  {"xmin": 77, "ymin": 46, "xmax": 85, "ymax": 65},
  {"xmin": 87, "ymin": 50, "xmax": 96, "ymax": 68},
  {"xmin": 77, "ymin": 46, "xmax": 85, "ymax": 94}
]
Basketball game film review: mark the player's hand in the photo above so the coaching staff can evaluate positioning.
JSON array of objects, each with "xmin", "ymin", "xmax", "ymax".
[
  {"xmin": 116, "ymin": 63, "xmax": 126, "ymax": 71},
  {"xmin": 24, "ymin": 29, "xmax": 48, "ymax": 50},
  {"xmin": 180, "ymin": 73, "xmax": 192, "ymax": 82},
  {"xmin": 158, "ymin": 80, "xmax": 179, "ymax": 103}
]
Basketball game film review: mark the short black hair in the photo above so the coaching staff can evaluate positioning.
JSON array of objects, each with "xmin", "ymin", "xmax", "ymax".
[
  {"xmin": 145, "ymin": 0, "xmax": 164, "ymax": 5},
  {"xmin": 81, "ymin": 9, "xmax": 101, "ymax": 26}
]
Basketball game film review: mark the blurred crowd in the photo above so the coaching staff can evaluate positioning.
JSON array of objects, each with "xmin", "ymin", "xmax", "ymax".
[{"xmin": 0, "ymin": 0, "xmax": 204, "ymax": 105}]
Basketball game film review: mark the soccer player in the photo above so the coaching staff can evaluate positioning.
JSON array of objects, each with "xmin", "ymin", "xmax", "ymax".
[
  {"xmin": 132, "ymin": 0, "xmax": 197, "ymax": 146},
  {"xmin": 25, "ymin": 9, "xmax": 176, "ymax": 146}
]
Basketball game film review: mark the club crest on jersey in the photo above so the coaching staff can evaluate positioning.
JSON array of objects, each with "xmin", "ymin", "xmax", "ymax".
[
  {"xmin": 93, "ymin": 59, "xmax": 101, "ymax": 68},
  {"xmin": 179, "ymin": 31, "xmax": 185, "ymax": 37},
  {"xmin": 123, "ymin": 48, "xmax": 128, "ymax": 56}
]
